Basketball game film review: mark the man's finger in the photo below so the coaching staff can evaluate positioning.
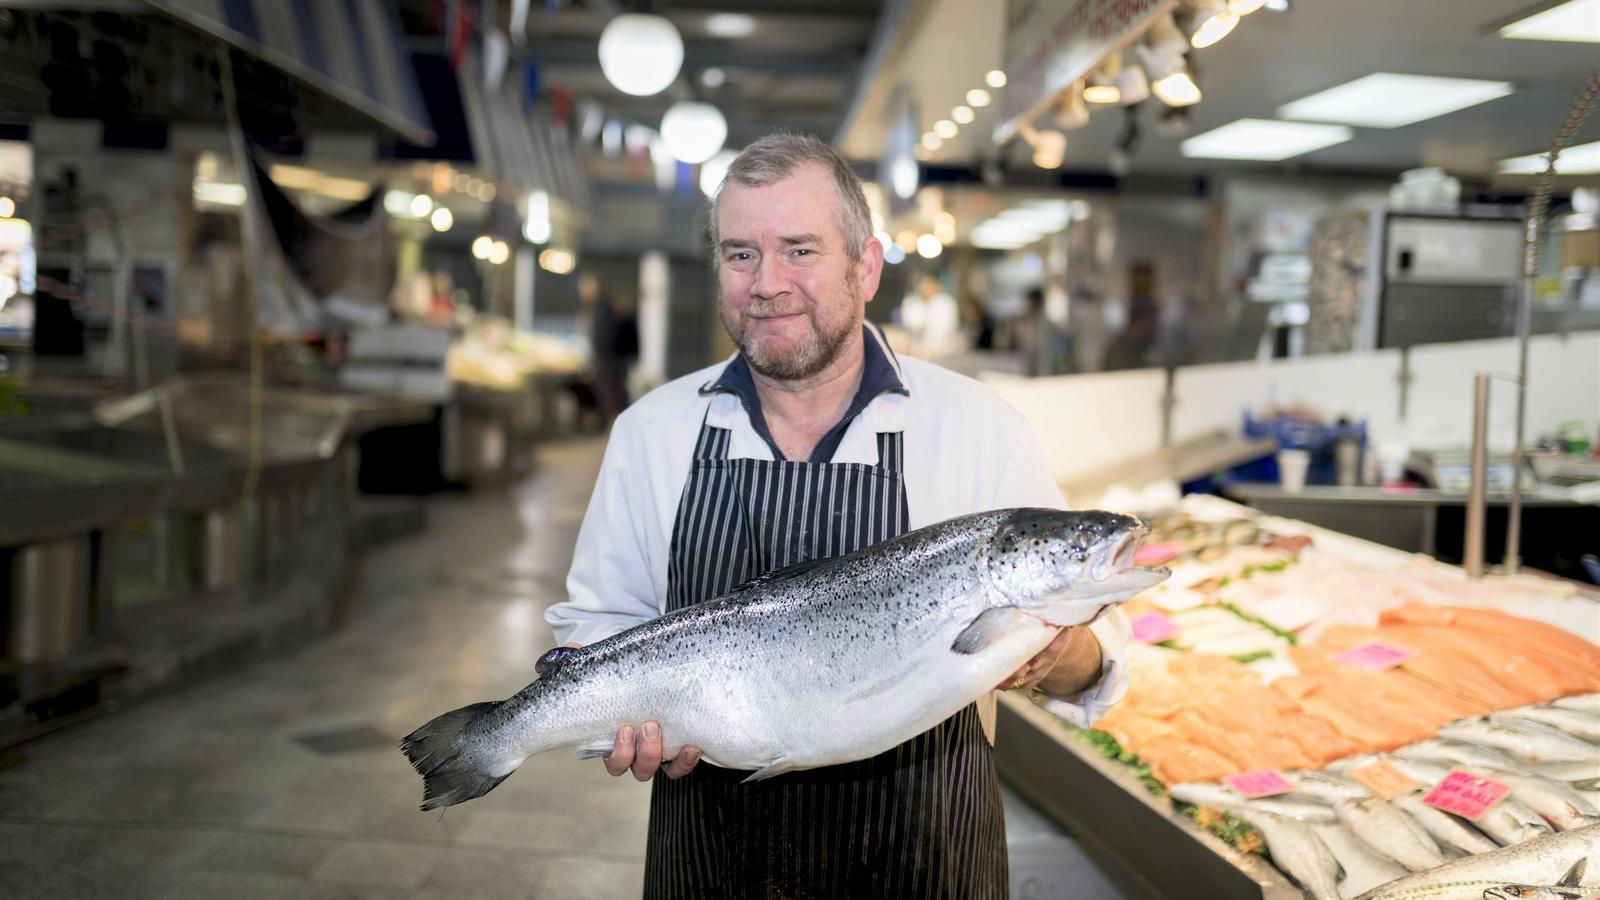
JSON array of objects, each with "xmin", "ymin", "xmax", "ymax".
[
  {"xmin": 631, "ymin": 721, "xmax": 664, "ymax": 782},
  {"xmin": 662, "ymin": 746, "xmax": 702, "ymax": 780},
  {"xmin": 604, "ymin": 726, "xmax": 635, "ymax": 777}
]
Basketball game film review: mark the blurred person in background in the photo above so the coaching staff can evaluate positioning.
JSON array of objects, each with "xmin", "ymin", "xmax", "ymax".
[
  {"xmin": 1104, "ymin": 299, "xmax": 1157, "ymax": 371},
  {"xmin": 1019, "ymin": 286, "xmax": 1068, "ymax": 377},
  {"xmin": 580, "ymin": 272, "xmax": 636, "ymax": 424},
  {"xmin": 547, "ymin": 133, "xmax": 1127, "ymax": 900},
  {"xmin": 897, "ymin": 273, "xmax": 962, "ymax": 357}
]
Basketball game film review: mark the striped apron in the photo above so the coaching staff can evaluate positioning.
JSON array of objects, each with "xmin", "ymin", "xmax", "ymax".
[{"xmin": 642, "ymin": 418, "xmax": 1009, "ymax": 900}]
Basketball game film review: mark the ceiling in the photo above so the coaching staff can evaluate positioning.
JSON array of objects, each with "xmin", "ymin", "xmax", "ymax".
[
  {"xmin": 841, "ymin": 0, "xmax": 1600, "ymax": 182},
  {"xmin": 513, "ymin": 0, "xmax": 886, "ymax": 149}
]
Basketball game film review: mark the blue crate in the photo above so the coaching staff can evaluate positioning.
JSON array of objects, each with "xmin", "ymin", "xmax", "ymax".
[{"xmin": 1242, "ymin": 411, "xmax": 1367, "ymax": 486}]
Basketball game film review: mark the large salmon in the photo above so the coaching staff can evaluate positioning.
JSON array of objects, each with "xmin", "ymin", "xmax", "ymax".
[{"xmin": 401, "ymin": 508, "xmax": 1166, "ymax": 810}]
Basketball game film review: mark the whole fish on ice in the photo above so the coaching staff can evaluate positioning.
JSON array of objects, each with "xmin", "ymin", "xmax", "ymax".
[
  {"xmin": 1352, "ymin": 823, "xmax": 1600, "ymax": 899},
  {"xmin": 401, "ymin": 509, "xmax": 1167, "ymax": 809}
]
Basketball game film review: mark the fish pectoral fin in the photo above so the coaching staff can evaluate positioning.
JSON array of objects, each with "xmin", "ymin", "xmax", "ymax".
[
  {"xmin": 1558, "ymin": 857, "xmax": 1587, "ymax": 887},
  {"xmin": 951, "ymin": 606, "xmax": 1029, "ymax": 655},
  {"xmin": 742, "ymin": 758, "xmax": 798, "ymax": 783},
  {"xmin": 575, "ymin": 738, "xmax": 615, "ymax": 760}
]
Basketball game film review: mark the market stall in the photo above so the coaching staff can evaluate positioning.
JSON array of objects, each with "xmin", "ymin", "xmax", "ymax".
[{"xmin": 996, "ymin": 494, "xmax": 1600, "ymax": 900}]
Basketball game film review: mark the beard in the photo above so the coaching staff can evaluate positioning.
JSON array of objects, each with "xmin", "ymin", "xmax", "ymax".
[{"xmin": 719, "ymin": 284, "xmax": 861, "ymax": 382}]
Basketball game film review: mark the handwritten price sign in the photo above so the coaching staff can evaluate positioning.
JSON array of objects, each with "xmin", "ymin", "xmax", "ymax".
[
  {"xmin": 1224, "ymin": 770, "xmax": 1295, "ymax": 799},
  {"xmin": 1130, "ymin": 612, "xmax": 1181, "ymax": 644},
  {"xmin": 1421, "ymin": 769, "xmax": 1510, "ymax": 821},
  {"xmin": 1336, "ymin": 641, "xmax": 1417, "ymax": 671},
  {"xmin": 1349, "ymin": 761, "xmax": 1421, "ymax": 800}
]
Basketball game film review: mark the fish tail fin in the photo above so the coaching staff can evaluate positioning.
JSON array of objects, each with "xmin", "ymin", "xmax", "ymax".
[{"xmin": 400, "ymin": 701, "xmax": 515, "ymax": 811}]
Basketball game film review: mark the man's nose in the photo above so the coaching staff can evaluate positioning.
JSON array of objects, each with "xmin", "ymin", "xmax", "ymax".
[{"xmin": 750, "ymin": 256, "xmax": 790, "ymax": 299}]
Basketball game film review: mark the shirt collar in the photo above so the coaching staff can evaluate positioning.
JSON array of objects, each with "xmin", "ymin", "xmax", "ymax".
[{"xmin": 699, "ymin": 323, "xmax": 910, "ymax": 462}]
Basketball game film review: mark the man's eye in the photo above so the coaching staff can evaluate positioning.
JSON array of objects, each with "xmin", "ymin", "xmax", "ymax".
[{"xmin": 791, "ymin": 249, "xmax": 812, "ymax": 257}]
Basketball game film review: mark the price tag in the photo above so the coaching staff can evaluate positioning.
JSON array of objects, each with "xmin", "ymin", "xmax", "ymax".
[
  {"xmin": 1421, "ymin": 769, "xmax": 1510, "ymax": 821},
  {"xmin": 1247, "ymin": 592, "xmax": 1327, "ymax": 633},
  {"xmin": 1349, "ymin": 761, "xmax": 1422, "ymax": 800},
  {"xmin": 1133, "ymin": 542, "xmax": 1179, "ymax": 566},
  {"xmin": 1336, "ymin": 641, "xmax": 1417, "ymax": 671},
  {"xmin": 1224, "ymin": 770, "xmax": 1295, "ymax": 799},
  {"xmin": 1130, "ymin": 612, "xmax": 1181, "ymax": 644}
]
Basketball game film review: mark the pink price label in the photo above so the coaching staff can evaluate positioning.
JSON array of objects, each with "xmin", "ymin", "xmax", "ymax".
[
  {"xmin": 1133, "ymin": 542, "xmax": 1179, "ymax": 566},
  {"xmin": 1421, "ymin": 769, "xmax": 1510, "ymax": 821},
  {"xmin": 1336, "ymin": 641, "xmax": 1417, "ymax": 671},
  {"xmin": 1130, "ymin": 612, "xmax": 1181, "ymax": 644},
  {"xmin": 1224, "ymin": 770, "xmax": 1295, "ymax": 799}
]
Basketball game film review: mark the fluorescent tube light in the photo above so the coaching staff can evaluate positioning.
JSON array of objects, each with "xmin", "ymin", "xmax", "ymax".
[
  {"xmin": 1278, "ymin": 73, "xmax": 1513, "ymax": 128},
  {"xmin": 1497, "ymin": 140, "xmax": 1600, "ymax": 174},
  {"xmin": 1498, "ymin": 0, "xmax": 1600, "ymax": 42},
  {"xmin": 1181, "ymin": 119, "xmax": 1353, "ymax": 161}
]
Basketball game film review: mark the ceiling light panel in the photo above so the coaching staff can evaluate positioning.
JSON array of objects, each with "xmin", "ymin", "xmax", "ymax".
[
  {"xmin": 1497, "ymin": 140, "xmax": 1600, "ymax": 174},
  {"xmin": 1181, "ymin": 119, "xmax": 1353, "ymax": 160},
  {"xmin": 1498, "ymin": 0, "xmax": 1600, "ymax": 42},
  {"xmin": 705, "ymin": 13, "xmax": 756, "ymax": 38},
  {"xmin": 1278, "ymin": 73, "xmax": 1513, "ymax": 128}
]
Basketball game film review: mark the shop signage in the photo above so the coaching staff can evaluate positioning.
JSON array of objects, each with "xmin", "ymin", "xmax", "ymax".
[
  {"xmin": 994, "ymin": 0, "xmax": 1178, "ymax": 143},
  {"xmin": 1422, "ymin": 769, "xmax": 1510, "ymax": 821}
]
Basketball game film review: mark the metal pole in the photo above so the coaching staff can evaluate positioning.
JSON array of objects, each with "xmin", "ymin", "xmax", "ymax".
[
  {"xmin": 1507, "ymin": 72, "xmax": 1600, "ymax": 575},
  {"xmin": 1465, "ymin": 374, "xmax": 1490, "ymax": 578}
]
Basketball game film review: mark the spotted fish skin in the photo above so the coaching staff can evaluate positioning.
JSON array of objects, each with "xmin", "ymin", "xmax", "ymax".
[{"xmin": 402, "ymin": 508, "xmax": 1166, "ymax": 810}]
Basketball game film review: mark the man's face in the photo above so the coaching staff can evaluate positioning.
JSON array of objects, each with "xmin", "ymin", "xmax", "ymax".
[{"xmin": 714, "ymin": 163, "xmax": 883, "ymax": 381}]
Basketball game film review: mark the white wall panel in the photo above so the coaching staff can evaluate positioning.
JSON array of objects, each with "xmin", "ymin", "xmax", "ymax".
[
  {"xmin": 982, "ymin": 368, "xmax": 1167, "ymax": 484},
  {"xmin": 1171, "ymin": 351, "xmax": 1404, "ymax": 446}
]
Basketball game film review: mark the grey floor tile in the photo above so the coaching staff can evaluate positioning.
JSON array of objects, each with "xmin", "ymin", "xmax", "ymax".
[
  {"xmin": 248, "ymin": 790, "xmax": 372, "ymax": 835},
  {"xmin": 411, "ymin": 846, "xmax": 544, "ymax": 899},
  {"xmin": 0, "ymin": 821, "xmax": 123, "ymax": 865},
  {"xmin": 308, "ymin": 839, "xmax": 441, "ymax": 890},
  {"xmin": 453, "ymin": 808, "xmax": 572, "ymax": 852},
  {"xmin": 203, "ymin": 831, "xmax": 336, "ymax": 878},
  {"xmin": 290, "ymin": 881, "xmax": 399, "ymax": 900},
  {"xmin": 163, "ymin": 870, "xmax": 303, "ymax": 900},
  {"xmin": 81, "ymin": 825, "xmax": 233, "ymax": 882},
  {"xmin": 531, "ymin": 859, "xmax": 645, "ymax": 900}
]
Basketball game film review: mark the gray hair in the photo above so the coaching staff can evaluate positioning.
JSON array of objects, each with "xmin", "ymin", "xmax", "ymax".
[{"xmin": 706, "ymin": 133, "xmax": 873, "ymax": 268}]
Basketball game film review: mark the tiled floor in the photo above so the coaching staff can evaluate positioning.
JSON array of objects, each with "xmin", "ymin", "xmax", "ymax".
[{"xmin": 0, "ymin": 437, "xmax": 1124, "ymax": 900}]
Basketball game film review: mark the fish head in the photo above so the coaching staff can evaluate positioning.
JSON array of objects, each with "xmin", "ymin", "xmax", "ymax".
[{"xmin": 983, "ymin": 508, "xmax": 1170, "ymax": 625}]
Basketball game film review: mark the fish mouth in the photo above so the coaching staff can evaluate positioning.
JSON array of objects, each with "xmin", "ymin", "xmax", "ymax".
[{"xmin": 1096, "ymin": 526, "xmax": 1170, "ymax": 589}]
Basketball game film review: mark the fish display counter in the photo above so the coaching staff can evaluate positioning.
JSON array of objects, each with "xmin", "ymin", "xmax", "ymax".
[{"xmin": 994, "ymin": 495, "xmax": 1600, "ymax": 900}]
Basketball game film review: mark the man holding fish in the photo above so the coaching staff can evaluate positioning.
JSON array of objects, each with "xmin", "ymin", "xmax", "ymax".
[{"xmin": 545, "ymin": 133, "xmax": 1132, "ymax": 898}]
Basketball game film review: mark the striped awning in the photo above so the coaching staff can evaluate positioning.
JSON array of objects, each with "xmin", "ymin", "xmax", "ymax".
[{"xmin": 138, "ymin": 0, "xmax": 434, "ymax": 145}]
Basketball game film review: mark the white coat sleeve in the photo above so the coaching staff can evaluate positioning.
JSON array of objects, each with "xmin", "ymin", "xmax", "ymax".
[
  {"xmin": 545, "ymin": 421, "xmax": 662, "ymax": 648},
  {"xmin": 991, "ymin": 420, "xmax": 1132, "ymax": 729}
]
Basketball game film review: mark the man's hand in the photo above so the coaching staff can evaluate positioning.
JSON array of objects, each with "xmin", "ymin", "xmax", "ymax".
[
  {"xmin": 998, "ymin": 625, "xmax": 1104, "ymax": 696},
  {"xmin": 561, "ymin": 643, "xmax": 703, "ymax": 781},
  {"xmin": 602, "ymin": 721, "xmax": 702, "ymax": 781}
]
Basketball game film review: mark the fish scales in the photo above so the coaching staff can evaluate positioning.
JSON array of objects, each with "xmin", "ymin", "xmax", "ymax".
[{"xmin": 403, "ymin": 508, "xmax": 1168, "ymax": 810}]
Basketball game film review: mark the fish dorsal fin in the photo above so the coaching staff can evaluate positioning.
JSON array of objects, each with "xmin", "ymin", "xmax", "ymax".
[
  {"xmin": 728, "ymin": 555, "xmax": 835, "ymax": 594},
  {"xmin": 535, "ymin": 646, "xmax": 578, "ymax": 675},
  {"xmin": 1558, "ymin": 857, "xmax": 1586, "ymax": 887}
]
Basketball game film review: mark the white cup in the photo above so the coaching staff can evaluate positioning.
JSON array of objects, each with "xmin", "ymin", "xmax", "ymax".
[{"xmin": 1277, "ymin": 449, "xmax": 1311, "ymax": 493}]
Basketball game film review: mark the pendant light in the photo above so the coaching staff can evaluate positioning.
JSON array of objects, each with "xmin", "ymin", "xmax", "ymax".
[{"xmin": 598, "ymin": 13, "xmax": 684, "ymax": 96}]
